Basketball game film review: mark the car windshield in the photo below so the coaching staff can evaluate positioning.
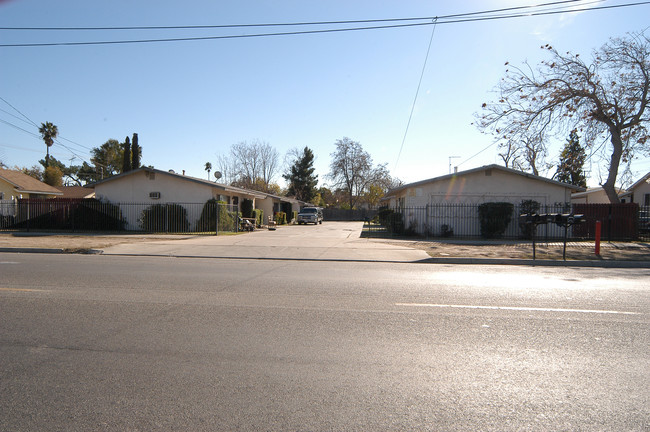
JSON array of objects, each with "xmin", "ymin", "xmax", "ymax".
[{"xmin": 302, "ymin": 208, "xmax": 317, "ymax": 213}]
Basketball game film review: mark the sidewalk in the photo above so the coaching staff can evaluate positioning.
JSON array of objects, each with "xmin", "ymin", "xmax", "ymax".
[{"xmin": 1, "ymin": 228, "xmax": 649, "ymax": 267}]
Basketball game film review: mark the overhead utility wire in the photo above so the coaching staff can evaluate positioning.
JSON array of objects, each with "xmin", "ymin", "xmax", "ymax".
[
  {"xmin": 0, "ymin": 96, "xmax": 38, "ymax": 128},
  {"xmin": 0, "ymin": 96, "xmax": 94, "ymax": 152},
  {"xmin": 394, "ymin": 18, "xmax": 438, "ymax": 172},
  {"xmin": 1, "ymin": 1, "xmax": 648, "ymax": 47},
  {"xmin": 0, "ymin": 0, "xmax": 587, "ymax": 31}
]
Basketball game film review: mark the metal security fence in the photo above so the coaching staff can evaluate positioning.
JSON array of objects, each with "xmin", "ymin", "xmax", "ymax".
[
  {"xmin": 0, "ymin": 199, "xmax": 240, "ymax": 234},
  {"xmin": 371, "ymin": 203, "xmax": 647, "ymax": 241}
]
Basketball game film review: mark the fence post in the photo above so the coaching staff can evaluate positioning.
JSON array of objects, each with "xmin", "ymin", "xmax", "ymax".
[{"xmin": 595, "ymin": 220, "xmax": 601, "ymax": 256}]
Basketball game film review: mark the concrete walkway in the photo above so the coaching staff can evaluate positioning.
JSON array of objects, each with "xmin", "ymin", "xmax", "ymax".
[{"xmin": 101, "ymin": 221, "xmax": 431, "ymax": 263}]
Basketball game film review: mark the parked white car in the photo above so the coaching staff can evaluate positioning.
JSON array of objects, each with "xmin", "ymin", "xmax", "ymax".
[{"xmin": 297, "ymin": 207, "xmax": 323, "ymax": 225}]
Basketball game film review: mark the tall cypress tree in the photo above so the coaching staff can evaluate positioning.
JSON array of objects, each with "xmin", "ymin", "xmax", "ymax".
[
  {"xmin": 283, "ymin": 147, "xmax": 318, "ymax": 202},
  {"xmin": 556, "ymin": 129, "xmax": 587, "ymax": 188},
  {"xmin": 122, "ymin": 136, "xmax": 132, "ymax": 173},
  {"xmin": 131, "ymin": 133, "xmax": 141, "ymax": 169}
]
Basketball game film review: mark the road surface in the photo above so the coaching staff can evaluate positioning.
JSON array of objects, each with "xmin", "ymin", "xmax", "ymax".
[{"xmin": 1, "ymin": 252, "xmax": 648, "ymax": 431}]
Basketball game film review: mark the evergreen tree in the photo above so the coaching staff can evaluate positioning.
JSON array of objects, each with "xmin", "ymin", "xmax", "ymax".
[
  {"xmin": 283, "ymin": 147, "xmax": 318, "ymax": 202},
  {"xmin": 122, "ymin": 136, "xmax": 132, "ymax": 173},
  {"xmin": 131, "ymin": 133, "xmax": 141, "ymax": 169},
  {"xmin": 556, "ymin": 129, "xmax": 587, "ymax": 188}
]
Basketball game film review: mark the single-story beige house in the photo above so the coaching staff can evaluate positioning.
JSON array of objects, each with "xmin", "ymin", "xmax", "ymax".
[
  {"xmin": 571, "ymin": 187, "xmax": 626, "ymax": 204},
  {"xmin": 91, "ymin": 167, "xmax": 269, "ymax": 230},
  {"xmin": 91, "ymin": 167, "xmax": 306, "ymax": 229},
  {"xmin": 382, "ymin": 164, "xmax": 584, "ymax": 237},
  {"xmin": 0, "ymin": 168, "xmax": 63, "ymax": 201},
  {"xmin": 620, "ymin": 171, "xmax": 650, "ymax": 206}
]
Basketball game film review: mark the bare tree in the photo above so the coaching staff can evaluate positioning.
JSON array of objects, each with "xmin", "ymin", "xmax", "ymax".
[
  {"xmin": 328, "ymin": 137, "xmax": 394, "ymax": 208},
  {"xmin": 498, "ymin": 140, "xmax": 523, "ymax": 170},
  {"xmin": 258, "ymin": 141, "xmax": 279, "ymax": 188},
  {"xmin": 519, "ymin": 133, "xmax": 549, "ymax": 176},
  {"xmin": 217, "ymin": 140, "xmax": 280, "ymax": 192},
  {"xmin": 215, "ymin": 154, "xmax": 236, "ymax": 185},
  {"xmin": 477, "ymin": 31, "xmax": 649, "ymax": 203}
]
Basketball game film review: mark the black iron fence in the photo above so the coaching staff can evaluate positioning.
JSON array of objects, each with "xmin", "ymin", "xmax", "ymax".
[
  {"xmin": 0, "ymin": 199, "xmax": 240, "ymax": 234},
  {"xmin": 369, "ymin": 203, "xmax": 649, "ymax": 241},
  {"xmin": 2, "ymin": 199, "xmax": 648, "ymax": 241}
]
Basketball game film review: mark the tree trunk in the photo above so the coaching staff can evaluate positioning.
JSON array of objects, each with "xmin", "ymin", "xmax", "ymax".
[{"xmin": 602, "ymin": 128, "xmax": 623, "ymax": 204}]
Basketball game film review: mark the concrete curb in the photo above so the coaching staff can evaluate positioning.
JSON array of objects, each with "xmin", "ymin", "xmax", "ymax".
[
  {"xmin": 0, "ymin": 247, "xmax": 65, "ymax": 254},
  {"xmin": 420, "ymin": 257, "xmax": 650, "ymax": 268},
  {"xmin": 0, "ymin": 247, "xmax": 102, "ymax": 254}
]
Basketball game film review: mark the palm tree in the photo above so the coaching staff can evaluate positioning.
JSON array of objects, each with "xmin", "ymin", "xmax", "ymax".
[
  {"xmin": 205, "ymin": 162, "xmax": 212, "ymax": 180},
  {"xmin": 38, "ymin": 122, "xmax": 58, "ymax": 167}
]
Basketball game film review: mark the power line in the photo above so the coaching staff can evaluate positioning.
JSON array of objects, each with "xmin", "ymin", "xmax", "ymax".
[
  {"xmin": 394, "ymin": 18, "xmax": 438, "ymax": 172},
  {"xmin": 0, "ymin": 1, "xmax": 586, "ymax": 31},
  {"xmin": 457, "ymin": 141, "xmax": 500, "ymax": 168},
  {"xmin": 0, "ymin": 96, "xmax": 39, "ymax": 128},
  {"xmin": 1, "ymin": 1, "xmax": 648, "ymax": 48}
]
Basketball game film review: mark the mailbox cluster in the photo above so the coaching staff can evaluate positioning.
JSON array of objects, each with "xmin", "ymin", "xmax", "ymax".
[
  {"xmin": 519, "ymin": 213, "xmax": 585, "ymax": 261},
  {"xmin": 519, "ymin": 213, "xmax": 585, "ymax": 227}
]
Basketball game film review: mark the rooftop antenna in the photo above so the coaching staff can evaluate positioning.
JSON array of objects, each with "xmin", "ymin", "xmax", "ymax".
[{"xmin": 448, "ymin": 156, "xmax": 460, "ymax": 174}]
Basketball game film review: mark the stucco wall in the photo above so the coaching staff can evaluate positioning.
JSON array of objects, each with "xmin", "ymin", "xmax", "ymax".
[
  {"xmin": 256, "ymin": 197, "xmax": 275, "ymax": 224},
  {"xmin": 94, "ymin": 171, "xmax": 243, "ymax": 230},
  {"xmin": 0, "ymin": 180, "xmax": 16, "ymax": 200},
  {"xmin": 571, "ymin": 188, "xmax": 612, "ymax": 205},
  {"xmin": 384, "ymin": 169, "xmax": 575, "ymax": 237},
  {"xmin": 95, "ymin": 171, "xmax": 216, "ymax": 203},
  {"xmin": 401, "ymin": 169, "xmax": 572, "ymax": 207},
  {"xmin": 631, "ymin": 179, "xmax": 650, "ymax": 206}
]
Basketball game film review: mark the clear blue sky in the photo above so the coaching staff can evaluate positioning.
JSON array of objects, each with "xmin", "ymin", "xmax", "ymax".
[{"xmin": 1, "ymin": 0, "xmax": 649, "ymax": 188}]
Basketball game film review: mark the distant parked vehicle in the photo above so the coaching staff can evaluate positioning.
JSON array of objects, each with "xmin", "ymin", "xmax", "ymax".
[{"xmin": 297, "ymin": 207, "xmax": 323, "ymax": 225}]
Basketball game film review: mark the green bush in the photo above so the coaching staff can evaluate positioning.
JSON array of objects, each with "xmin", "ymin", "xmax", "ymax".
[
  {"xmin": 376, "ymin": 207, "xmax": 404, "ymax": 235},
  {"xmin": 274, "ymin": 211, "xmax": 287, "ymax": 225},
  {"xmin": 196, "ymin": 199, "xmax": 217, "ymax": 232},
  {"xmin": 140, "ymin": 203, "xmax": 189, "ymax": 232},
  {"xmin": 218, "ymin": 202, "xmax": 236, "ymax": 232},
  {"xmin": 253, "ymin": 209, "xmax": 264, "ymax": 227},
  {"xmin": 478, "ymin": 202, "xmax": 514, "ymax": 239},
  {"xmin": 196, "ymin": 199, "xmax": 236, "ymax": 232}
]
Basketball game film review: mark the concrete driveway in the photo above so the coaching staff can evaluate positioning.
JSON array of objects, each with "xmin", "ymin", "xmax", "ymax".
[{"xmin": 101, "ymin": 221, "xmax": 430, "ymax": 262}]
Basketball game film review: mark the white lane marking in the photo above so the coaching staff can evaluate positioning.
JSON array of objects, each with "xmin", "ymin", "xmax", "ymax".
[
  {"xmin": 395, "ymin": 303, "xmax": 641, "ymax": 315},
  {"xmin": 0, "ymin": 287, "xmax": 49, "ymax": 292}
]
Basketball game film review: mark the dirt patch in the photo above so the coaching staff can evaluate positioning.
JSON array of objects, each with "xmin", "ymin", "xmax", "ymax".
[
  {"xmin": 376, "ymin": 239, "xmax": 650, "ymax": 262},
  {"xmin": 0, "ymin": 233, "xmax": 187, "ymax": 253}
]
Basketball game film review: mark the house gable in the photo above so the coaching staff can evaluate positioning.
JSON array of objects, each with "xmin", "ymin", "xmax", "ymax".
[
  {"xmin": 627, "ymin": 172, "xmax": 650, "ymax": 205},
  {"xmin": 385, "ymin": 165, "xmax": 582, "ymax": 207}
]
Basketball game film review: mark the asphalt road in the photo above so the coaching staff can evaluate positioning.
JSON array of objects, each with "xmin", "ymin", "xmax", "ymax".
[{"xmin": 1, "ymin": 253, "xmax": 648, "ymax": 431}]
